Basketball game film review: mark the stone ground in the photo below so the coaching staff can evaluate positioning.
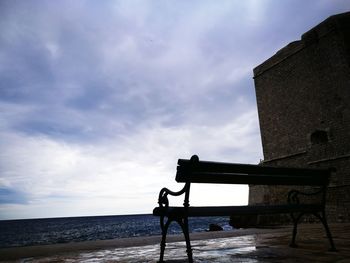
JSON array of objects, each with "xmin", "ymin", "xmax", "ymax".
[{"xmin": 1, "ymin": 223, "xmax": 350, "ymax": 262}]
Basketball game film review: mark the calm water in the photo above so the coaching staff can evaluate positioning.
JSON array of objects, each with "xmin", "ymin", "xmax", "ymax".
[{"xmin": 0, "ymin": 214, "xmax": 232, "ymax": 248}]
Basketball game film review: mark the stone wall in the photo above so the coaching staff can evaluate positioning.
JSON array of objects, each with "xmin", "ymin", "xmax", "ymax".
[{"xmin": 250, "ymin": 12, "xmax": 350, "ymax": 224}]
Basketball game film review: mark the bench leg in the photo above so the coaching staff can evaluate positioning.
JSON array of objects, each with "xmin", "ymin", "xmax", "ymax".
[
  {"xmin": 158, "ymin": 216, "xmax": 193, "ymax": 263},
  {"xmin": 177, "ymin": 217, "xmax": 193, "ymax": 263},
  {"xmin": 314, "ymin": 211, "xmax": 337, "ymax": 251},
  {"xmin": 159, "ymin": 216, "xmax": 171, "ymax": 263},
  {"xmin": 290, "ymin": 212, "xmax": 303, "ymax": 248}
]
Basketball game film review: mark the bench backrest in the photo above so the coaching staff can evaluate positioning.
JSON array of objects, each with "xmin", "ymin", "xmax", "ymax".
[{"xmin": 176, "ymin": 155, "xmax": 331, "ymax": 186}]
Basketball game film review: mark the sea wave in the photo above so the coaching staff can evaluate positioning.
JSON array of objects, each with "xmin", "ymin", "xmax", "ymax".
[{"xmin": 0, "ymin": 214, "xmax": 231, "ymax": 248}]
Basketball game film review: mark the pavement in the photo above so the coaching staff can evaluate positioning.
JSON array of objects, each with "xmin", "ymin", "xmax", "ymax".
[{"xmin": 1, "ymin": 223, "xmax": 350, "ymax": 262}]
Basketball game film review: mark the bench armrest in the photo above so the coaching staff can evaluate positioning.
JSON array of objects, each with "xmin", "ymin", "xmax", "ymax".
[{"xmin": 158, "ymin": 183, "xmax": 189, "ymax": 208}]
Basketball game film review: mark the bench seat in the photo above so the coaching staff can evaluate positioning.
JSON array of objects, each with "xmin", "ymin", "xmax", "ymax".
[{"xmin": 153, "ymin": 204, "xmax": 323, "ymax": 217}]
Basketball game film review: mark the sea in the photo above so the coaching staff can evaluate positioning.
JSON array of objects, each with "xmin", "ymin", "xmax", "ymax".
[{"xmin": 0, "ymin": 214, "xmax": 232, "ymax": 248}]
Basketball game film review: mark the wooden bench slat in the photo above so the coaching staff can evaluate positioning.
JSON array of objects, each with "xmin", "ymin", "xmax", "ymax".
[
  {"xmin": 176, "ymin": 171, "xmax": 329, "ymax": 185},
  {"xmin": 177, "ymin": 159, "xmax": 330, "ymax": 176},
  {"xmin": 176, "ymin": 159, "xmax": 330, "ymax": 185},
  {"xmin": 153, "ymin": 204, "xmax": 323, "ymax": 217}
]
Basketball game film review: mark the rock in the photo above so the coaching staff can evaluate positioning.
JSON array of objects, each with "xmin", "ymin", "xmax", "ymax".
[
  {"xmin": 229, "ymin": 215, "xmax": 258, "ymax": 228},
  {"xmin": 208, "ymin": 224, "xmax": 223, "ymax": 231}
]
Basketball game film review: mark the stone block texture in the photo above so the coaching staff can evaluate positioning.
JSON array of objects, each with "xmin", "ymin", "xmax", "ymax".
[{"xmin": 250, "ymin": 12, "xmax": 350, "ymax": 223}]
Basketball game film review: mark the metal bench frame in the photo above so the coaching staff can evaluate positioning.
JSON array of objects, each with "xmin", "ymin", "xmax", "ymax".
[{"xmin": 153, "ymin": 155, "xmax": 336, "ymax": 263}]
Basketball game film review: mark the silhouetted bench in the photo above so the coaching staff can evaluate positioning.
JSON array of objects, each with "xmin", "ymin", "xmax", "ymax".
[{"xmin": 153, "ymin": 155, "xmax": 336, "ymax": 263}]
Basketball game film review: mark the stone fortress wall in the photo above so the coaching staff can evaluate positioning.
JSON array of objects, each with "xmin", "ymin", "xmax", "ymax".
[{"xmin": 250, "ymin": 12, "xmax": 350, "ymax": 224}]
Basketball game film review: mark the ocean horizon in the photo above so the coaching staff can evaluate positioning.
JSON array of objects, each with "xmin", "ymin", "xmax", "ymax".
[
  {"xmin": 0, "ymin": 214, "xmax": 232, "ymax": 248},
  {"xmin": 0, "ymin": 213, "xmax": 153, "ymax": 222}
]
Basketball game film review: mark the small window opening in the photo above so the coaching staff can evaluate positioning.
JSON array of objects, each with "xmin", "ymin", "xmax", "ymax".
[{"xmin": 310, "ymin": 130, "xmax": 328, "ymax": 145}]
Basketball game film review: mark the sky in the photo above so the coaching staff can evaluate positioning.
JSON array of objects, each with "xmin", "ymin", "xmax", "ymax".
[{"xmin": 0, "ymin": 0, "xmax": 349, "ymax": 220}]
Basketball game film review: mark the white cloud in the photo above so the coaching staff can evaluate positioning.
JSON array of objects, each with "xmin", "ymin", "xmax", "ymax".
[{"xmin": 0, "ymin": 107, "xmax": 261, "ymax": 219}]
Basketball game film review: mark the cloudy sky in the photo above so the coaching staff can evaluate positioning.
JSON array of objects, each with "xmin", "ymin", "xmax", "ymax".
[{"xmin": 0, "ymin": 1, "xmax": 349, "ymax": 220}]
